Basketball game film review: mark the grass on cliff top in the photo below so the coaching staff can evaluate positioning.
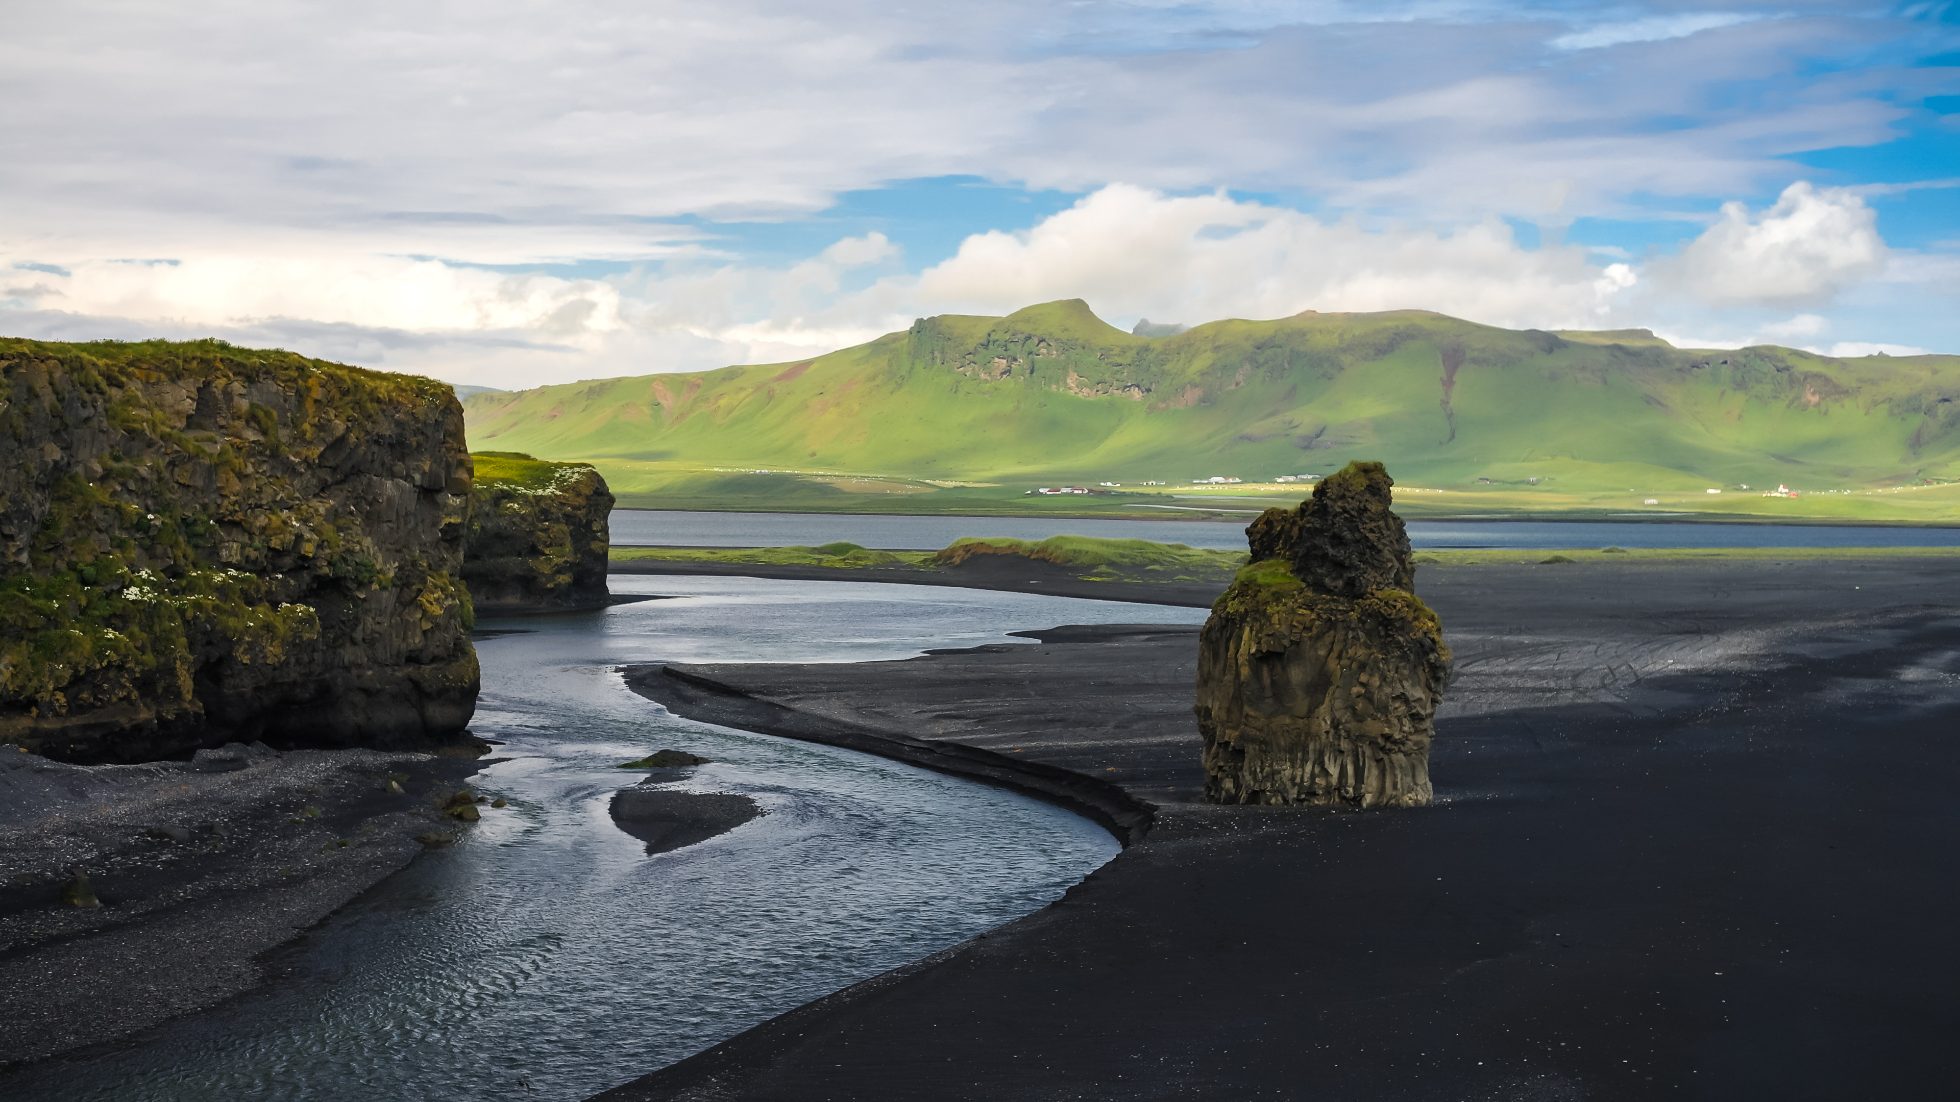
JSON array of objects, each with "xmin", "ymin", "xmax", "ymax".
[
  {"xmin": 932, "ymin": 536, "xmax": 1245, "ymax": 582},
  {"xmin": 1, "ymin": 336, "xmax": 456, "ymax": 409},
  {"xmin": 471, "ymin": 451, "xmax": 596, "ymax": 491}
]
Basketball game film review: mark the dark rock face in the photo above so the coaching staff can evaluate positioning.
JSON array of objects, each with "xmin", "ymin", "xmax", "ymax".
[
  {"xmin": 0, "ymin": 338, "xmax": 479, "ymax": 763},
  {"xmin": 1196, "ymin": 461, "xmax": 1449, "ymax": 807},
  {"xmin": 461, "ymin": 452, "xmax": 613, "ymax": 612},
  {"xmin": 1245, "ymin": 461, "xmax": 1414, "ymax": 598}
]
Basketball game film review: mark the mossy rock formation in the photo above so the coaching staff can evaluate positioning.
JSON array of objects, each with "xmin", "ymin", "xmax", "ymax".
[
  {"xmin": 1195, "ymin": 461, "xmax": 1450, "ymax": 807},
  {"xmin": 462, "ymin": 452, "xmax": 612, "ymax": 612},
  {"xmin": 0, "ymin": 338, "xmax": 479, "ymax": 763}
]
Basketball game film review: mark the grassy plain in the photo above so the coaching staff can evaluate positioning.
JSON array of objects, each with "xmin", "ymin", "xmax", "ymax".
[{"xmin": 609, "ymin": 534, "xmax": 1960, "ymax": 584}]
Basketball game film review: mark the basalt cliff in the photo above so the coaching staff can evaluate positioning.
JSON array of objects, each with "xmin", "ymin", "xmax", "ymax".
[
  {"xmin": 1195, "ymin": 461, "xmax": 1449, "ymax": 807},
  {"xmin": 0, "ymin": 338, "xmax": 479, "ymax": 763},
  {"xmin": 462, "ymin": 452, "xmax": 612, "ymax": 612}
]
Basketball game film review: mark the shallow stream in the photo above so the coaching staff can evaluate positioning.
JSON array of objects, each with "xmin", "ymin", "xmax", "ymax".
[{"xmin": 1, "ymin": 577, "xmax": 1206, "ymax": 1100}]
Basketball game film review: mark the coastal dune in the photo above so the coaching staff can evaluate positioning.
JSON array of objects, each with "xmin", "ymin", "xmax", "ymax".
[{"xmin": 604, "ymin": 557, "xmax": 1960, "ymax": 1100}]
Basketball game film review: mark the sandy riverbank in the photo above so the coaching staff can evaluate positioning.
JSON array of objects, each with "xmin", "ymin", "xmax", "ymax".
[
  {"xmin": 604, "ymin": 557, "xmax": 1960, "ymax": 1100},
  {"xmin": 0, "ymin": 742, "xmax": 482, "ymax": 1068}
]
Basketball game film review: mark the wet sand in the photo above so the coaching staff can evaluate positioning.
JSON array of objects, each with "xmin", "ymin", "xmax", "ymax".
[
  {"xmin": 609, "ymin": 784, "xmax": 763, "ymax": 855},
  {"xmin": 607, "ymin": 558, "xmax": 1960, "ymax": 1100},
  {"xmin": 0, "ymin": 743, "xmax": 480, "ymax": 1068}
]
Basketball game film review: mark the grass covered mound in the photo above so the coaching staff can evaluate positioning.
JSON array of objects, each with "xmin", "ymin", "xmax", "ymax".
[
  {"xmin": 611, "ymin": 542, "xmax": 927, "ymax": 569},
  {"xmin": 933, "ymin": 536, "xmax": 1246, "ymax": 583}
]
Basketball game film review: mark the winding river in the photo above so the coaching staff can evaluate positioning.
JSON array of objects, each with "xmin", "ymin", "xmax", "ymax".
[{"xmin": 4, "ymin": 576, "xmax": 1207, "ymax": 1101}]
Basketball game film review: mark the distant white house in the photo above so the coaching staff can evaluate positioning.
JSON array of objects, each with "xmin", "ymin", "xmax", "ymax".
[
  {"xmin": 1706, "ymin": 488, "xmax": 1723, "ymax": 495},
  {"xmin": 1643, "ymin": 498, "xmax": 1661, "ymax": 505},
  {"xmin": 1099, "ymin": 481, "xmax": 1120, "ymax": 487}
]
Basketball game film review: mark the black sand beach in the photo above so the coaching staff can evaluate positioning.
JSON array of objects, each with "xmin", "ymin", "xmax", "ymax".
[
  {"xmin": 607, "ymin": 557, "xmax": 1960, "ymax": 1100},
  {"xmin": 0, "ymin": 743, "xmax": 482, "ymax": 1067}
]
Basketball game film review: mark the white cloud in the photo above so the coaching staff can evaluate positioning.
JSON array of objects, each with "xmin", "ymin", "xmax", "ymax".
[
  {"xmin": 1552, "ymin": 12, "xmax": 1759, "ymax": 51},
  {"xmin": 1658, "ymin": 182, "xmax": 1886, "ymax": 307},
  {"xmin": 2, "ymin": 0, "xmax": 1950, "ymax": 384},
  {"xmin": 10, "ymin": 179, "xmax": 1947, "ymax": 388},
  {"xmin": 1653, "ymin": 316, "xmax": 1933, "ymax": 358},
  {"xmin": 5, "ymin": 252, "xmax": 624, "ymax": 341},
  {"xmin": 1824, "ymin": 341, "xmax": 1931, "ymax": 358},
  {"xmin": 1762, "ymin": 313, "xmax": 1830, "ymax": 339},
  {"xmin": 0, "ymin": 0, "xmax": 1924, "ymax": 261},
  {"xmin": 820, "ymin": 233, "xmax": 900, "ymax": 269},
  {"xmin": 900, "ymin": 185, "xmax": 1636, "ymax": 330}
]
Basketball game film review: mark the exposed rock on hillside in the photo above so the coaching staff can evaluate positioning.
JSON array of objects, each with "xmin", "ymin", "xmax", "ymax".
[
  {"xmin": 461, "ymin": 452, "xmax": 613, "ymax": 612},
  {"xmin": 0, "ymin": 338, "xmax": 479, "ymax": 763},
  {"xmin": 1195, "ymin": 461, "xmax": 1449, "ymax": 807}
]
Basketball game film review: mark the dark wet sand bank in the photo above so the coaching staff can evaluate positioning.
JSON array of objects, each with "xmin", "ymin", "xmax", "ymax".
[
  {"xmin": 608, "ymin": 558, "xmax": 1960, "ymax": 1100},
  {"xmin": 0, "ymin": 744, "xmax": 481, "ymax": 1068},
  {"xmin": 609, "ymin": 784, "xmax": 763, "ymax": 855}
]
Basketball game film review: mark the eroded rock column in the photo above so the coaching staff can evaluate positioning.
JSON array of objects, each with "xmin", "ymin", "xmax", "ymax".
[{"xmin": 1195, "ymin": 461, "xmax": 1449, "ymax": 807}]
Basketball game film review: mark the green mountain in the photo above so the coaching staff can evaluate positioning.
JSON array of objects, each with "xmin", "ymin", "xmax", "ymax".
[{"xmin": 461, "ymin": 301, "xmax": 1960, "ymax": 520}]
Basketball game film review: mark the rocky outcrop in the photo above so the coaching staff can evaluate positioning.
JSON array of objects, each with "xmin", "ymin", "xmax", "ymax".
[
  {"xmin": 0, "ymin": 338, "xmax": 479, "ymax": 763},
  {"xmin": 461, "ymin": 452, "xmax": 612, "ymax": 612},
  {"xmin": 1195, "ymin": 461, "xmax": 1449, "ymax": 807}
]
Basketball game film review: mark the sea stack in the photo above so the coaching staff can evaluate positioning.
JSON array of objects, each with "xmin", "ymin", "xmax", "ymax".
[
  {"xmin": 461, "ymin": 452, "xmax": 613, "ymax": 612},
  {"xmin": 1194, "ymin": 461, "xmax": 1449, "ymax": 807}
]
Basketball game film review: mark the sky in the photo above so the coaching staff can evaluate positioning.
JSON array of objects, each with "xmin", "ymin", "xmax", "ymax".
[{"xmin": 2, "ymin": 1, "xmax": 1957, "ymax": 389}]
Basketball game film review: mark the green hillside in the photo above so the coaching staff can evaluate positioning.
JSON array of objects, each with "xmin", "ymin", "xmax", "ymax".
[{"xmin": 462, "ymin": 301, "xmax": 1960, "ymax": 521}]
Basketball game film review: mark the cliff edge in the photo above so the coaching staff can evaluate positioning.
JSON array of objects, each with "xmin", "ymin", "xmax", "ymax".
[{"xmin": 0, "ymin": 338, "xmax": 479, "ymax": 763}]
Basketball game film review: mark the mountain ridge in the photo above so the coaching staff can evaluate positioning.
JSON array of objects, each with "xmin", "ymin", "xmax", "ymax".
[{"xmin": 462, "ymin": 302, "xmax": 1960, "ymax": 517}]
